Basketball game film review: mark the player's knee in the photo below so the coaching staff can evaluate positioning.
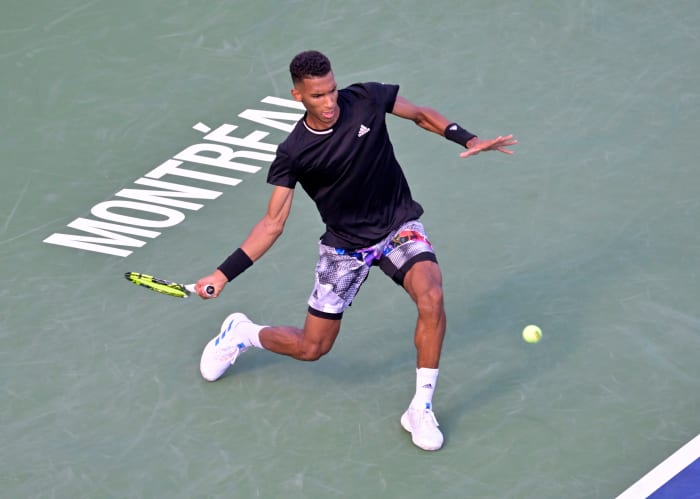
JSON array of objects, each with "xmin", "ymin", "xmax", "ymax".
[
  {"xmin": 297, "ymin": 341, "xmax": 332, "ymax": 361},
  {"xmin": 416, "ymin": 285, "xmax": 444, "ymax": 317}
]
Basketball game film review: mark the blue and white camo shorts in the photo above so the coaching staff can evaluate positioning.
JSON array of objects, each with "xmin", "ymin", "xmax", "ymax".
[{"xmin": 307, "ymin": 220, "xmax": 437, "ymax": 319}]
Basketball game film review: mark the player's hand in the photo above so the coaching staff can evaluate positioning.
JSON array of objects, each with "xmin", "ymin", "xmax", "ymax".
[
  {"xmin": 195, "ymin": 269, "xmax": 228, "ymax": 299},
  {"xmin": 460, "ymin": 134, "xmax": 517, "ymax": 158}
]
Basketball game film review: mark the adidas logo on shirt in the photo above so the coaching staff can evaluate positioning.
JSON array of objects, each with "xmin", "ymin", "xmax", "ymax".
[{"xmin": 357, "ymin": 124, "xmax": 371, "ymax": 137}]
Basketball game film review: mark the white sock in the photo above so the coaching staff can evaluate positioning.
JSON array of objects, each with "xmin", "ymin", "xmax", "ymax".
[
  {"xmin": 411, "ymin": 367, "xmax": 439, "ymax": 410},
  {"xmin": 237, "ymin": 320, "xmax": 266, "ymax": 350}
]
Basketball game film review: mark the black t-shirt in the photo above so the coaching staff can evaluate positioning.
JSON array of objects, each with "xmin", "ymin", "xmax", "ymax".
[{"xmin": 267, "ymin": 82, "xmax": 423, "ymax": 248}]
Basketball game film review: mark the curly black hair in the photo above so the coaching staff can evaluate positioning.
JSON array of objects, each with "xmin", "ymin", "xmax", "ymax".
[{"xmin": 289, "ymin": 50, "xmax": 332, "ymax": 84}]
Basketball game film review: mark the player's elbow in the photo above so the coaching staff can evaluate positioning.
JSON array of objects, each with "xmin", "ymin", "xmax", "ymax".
[
  {"xmin": 410, "ymin": 108, "xmax": 428, "ymax": 126},
  {"xmin": 262, "ymin": 215, "xmax": 285, "ymax": 238},
  {"xmin": 413, "ymin": 107, "xmax": 439, "ymax": 132}
]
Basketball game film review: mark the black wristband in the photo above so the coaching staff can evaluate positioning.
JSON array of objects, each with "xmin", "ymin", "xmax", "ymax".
[
  {"xmin": 217, "ymin": 248, "xmax": 253, "ymax": 281},
  {"xmin": 444, "ymin": 123, "xmax": 477, "ymax": 148}
]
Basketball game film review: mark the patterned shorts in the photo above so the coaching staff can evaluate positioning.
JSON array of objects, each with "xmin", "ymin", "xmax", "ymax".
[{"xmin": 307, "ymin": 220, "xmax": 437, "ymax": 319}]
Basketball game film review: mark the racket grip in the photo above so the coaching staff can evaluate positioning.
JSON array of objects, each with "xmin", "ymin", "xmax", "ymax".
[{"xmin": 184, "ymin": 284, "xmax": 215, "ymax": 297}]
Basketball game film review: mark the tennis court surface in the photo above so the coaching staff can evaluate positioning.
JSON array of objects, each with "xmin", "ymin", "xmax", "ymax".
[{"xmin": 2, "ymin": 1, "xmax": 699, "ymax": 497}]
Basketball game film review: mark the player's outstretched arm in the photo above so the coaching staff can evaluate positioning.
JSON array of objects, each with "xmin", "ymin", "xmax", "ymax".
[
  {"xmin": 391, "ymin": 95, "xmax": 517, "ymax": 157},
  {"xmin": 195, "ymin": 186, "xmax": 295, "ymax": 298}
]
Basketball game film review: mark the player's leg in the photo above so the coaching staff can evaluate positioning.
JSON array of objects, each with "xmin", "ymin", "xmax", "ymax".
[
  {"xmin": 200, "ymin": 241, "xmax": 370, "ymax": 380},
  {"xmin": 378, "ymin": 221, "xmax": 446, "ymax": 450},
  {"xmin": 399, "ymin": 260, "xmax": 446, "ymax": 451},
  {"xmin": 377, "ymin": 222, "xmax": 446, "ymax": 370},
  {"xmin": 262, "ymin": 239, "xmax": 372, "ymax": 361},
  {"xmin": 402, "ymin": 260, "xmax": 446, "ymax": 369},
  {"xmin": 259, "ymin": 313, "xmax": 341, "ymax": 361},
  {"xmin": 200, "ymin": 312, "xmax": 341, "ymax": 381}
]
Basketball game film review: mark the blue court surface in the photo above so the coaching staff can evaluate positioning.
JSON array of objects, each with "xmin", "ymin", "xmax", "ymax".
[
  {"xmin": 618, "ymin": 435, "xmax": 700, "ymax": 498},
  {"xmin": 3, "ymin": 1, "xmax": 700, "ymax": 498}
]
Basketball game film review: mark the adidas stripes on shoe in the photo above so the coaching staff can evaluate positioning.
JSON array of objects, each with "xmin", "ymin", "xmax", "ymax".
[{"xmin": 199, "ymin": 313, "xmax": 252, "ymax": 381}]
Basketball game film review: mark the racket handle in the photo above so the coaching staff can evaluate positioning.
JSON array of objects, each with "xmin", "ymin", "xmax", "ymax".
[{"xmin": 184, "ymin": 284, "xmax": 215, "ymax": 297}]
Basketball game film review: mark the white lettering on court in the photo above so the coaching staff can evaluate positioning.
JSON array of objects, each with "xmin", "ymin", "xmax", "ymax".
[{"xmin": 43, "ymin": 97, "xmax": 305, "ymax": 256}]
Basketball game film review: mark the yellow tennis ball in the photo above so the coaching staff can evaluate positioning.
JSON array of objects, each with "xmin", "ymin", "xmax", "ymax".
[{"xmin": 522, "ymin": 325, "xmax": 542, "ymax": 343}]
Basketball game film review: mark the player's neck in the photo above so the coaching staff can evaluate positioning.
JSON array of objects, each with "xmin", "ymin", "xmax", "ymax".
[{"xmin": 303, "ymin": 106, "xmax": 341, "ymax": 132}]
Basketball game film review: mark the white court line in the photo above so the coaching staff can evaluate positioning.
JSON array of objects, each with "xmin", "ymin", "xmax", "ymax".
[{"xmin": 617, "ymin": 434, "xmax": 700, "ymax": 499}]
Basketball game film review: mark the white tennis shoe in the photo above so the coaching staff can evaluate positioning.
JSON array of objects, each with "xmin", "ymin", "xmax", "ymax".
[
  {"xmin": 401, "ymin": 403, "xmax": 444, "ymax": 451},
  {"xmin": 200, "ymin": 313, "xmax": 251, "ymax": 381}
]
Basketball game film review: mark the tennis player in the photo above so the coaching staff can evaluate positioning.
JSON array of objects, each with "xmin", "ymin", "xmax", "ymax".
[{"xmin": 195, "ymin": 50, "xmax": 516, "ymax": 451}]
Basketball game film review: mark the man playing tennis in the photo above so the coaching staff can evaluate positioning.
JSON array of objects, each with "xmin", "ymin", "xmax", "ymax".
[{"xmin": 195, "ymin": 50, "xmax": 516, "ymax": 451}]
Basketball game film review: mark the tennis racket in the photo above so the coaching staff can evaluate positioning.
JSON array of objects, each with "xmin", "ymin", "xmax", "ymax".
[{"xmin": 124, "ymin": 272, "xmax": 214, "ymax": 298}]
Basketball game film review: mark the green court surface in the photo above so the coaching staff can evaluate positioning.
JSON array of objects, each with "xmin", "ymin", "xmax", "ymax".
[{"xmin": 2, "ymin": 1, "xmax": 699, "ymax": 497}]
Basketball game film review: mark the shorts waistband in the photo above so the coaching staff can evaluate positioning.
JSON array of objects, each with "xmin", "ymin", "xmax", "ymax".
[{"xmin": 335, "ymin": 230, "xmax": 431, "ymax": 267}]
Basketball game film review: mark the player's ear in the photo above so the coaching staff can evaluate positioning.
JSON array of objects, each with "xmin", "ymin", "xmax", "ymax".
[{"xmin": 290, "ymin": 86, "xmax": 302, "ymax": 102}]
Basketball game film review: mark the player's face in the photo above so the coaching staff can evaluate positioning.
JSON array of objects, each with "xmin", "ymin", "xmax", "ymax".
[{"xmin": 291, "ymin": 71, "xmax": 339, "ymax": 130}]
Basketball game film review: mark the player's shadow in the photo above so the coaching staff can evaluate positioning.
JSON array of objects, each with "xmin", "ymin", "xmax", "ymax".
[{"xmin": 435, "ymin": 239, "xmax": 642, "ymax": 437}]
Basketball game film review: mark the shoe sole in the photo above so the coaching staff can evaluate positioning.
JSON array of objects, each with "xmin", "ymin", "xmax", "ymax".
[{"xmin": 400, "ymin": 411, "xmax": 413, "ymax": 433}]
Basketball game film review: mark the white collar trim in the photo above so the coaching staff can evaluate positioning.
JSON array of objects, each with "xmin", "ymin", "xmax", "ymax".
[{"xmin": 303, "ymin": 119, "xmax": 334, "ymax": 135}]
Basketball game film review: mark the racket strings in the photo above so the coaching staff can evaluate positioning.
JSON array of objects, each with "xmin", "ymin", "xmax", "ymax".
[{"xmin": 124, "ymin": 272, "xmax": 189, "ymax": 298}]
